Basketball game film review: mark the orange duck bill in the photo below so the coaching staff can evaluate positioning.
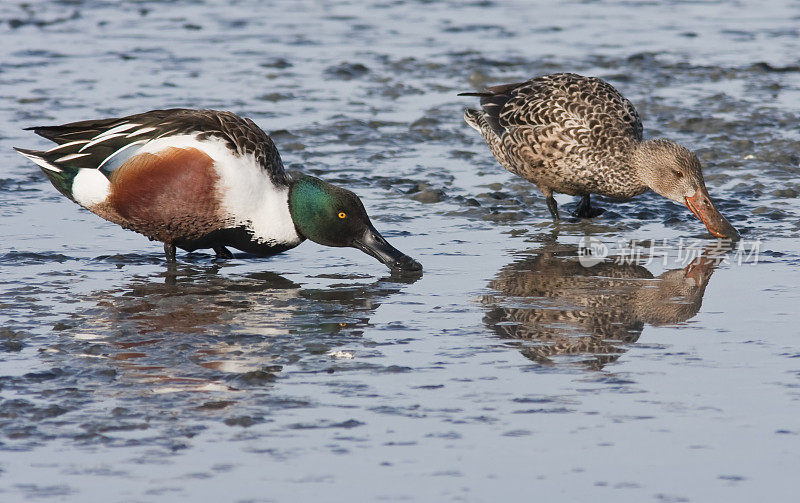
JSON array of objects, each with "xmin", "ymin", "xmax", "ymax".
[{"xmin": 683, "ymin": 187, "xmax": 739, "ymax": 240}]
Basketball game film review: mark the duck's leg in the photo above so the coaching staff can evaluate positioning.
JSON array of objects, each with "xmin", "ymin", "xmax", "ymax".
[
  {"xmin": 213, "ymin": 245, "xmax": 233, "ymax": 259},
  {"xmin": 574, "ymin": 194, "xmax": 604, "ymax": 219},
  {"xmin": 164, "ymin": 243, "xmax": 176, "ymax": 263},
  {"xmin": 546, "ymin": 196, "xmax": 560, "ymax": 220},
  {"xmin": 543, "ymin": 189, "xmax": 560, "ymax": 221}
]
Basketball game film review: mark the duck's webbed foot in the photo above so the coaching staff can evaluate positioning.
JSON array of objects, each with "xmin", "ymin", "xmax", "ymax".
[
  {"xmin": 164, "ymin": 243, "xmax": 177, "ymax": 263},
  {"xmin": 213, "ymin": 245, "xmax": 234, "ymax": 259},
  {"xmin": 545, "ymin": 195, "xmax": 560, "ymax": 221},
  {"xmin": 573, "ymin": 194, "xmax": 605, "ymax": 219}
]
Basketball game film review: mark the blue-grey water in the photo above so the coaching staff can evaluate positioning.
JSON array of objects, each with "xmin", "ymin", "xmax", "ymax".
[{"xmin": 1, "ymin": 1, "xmax": 800, "ymax": 501}]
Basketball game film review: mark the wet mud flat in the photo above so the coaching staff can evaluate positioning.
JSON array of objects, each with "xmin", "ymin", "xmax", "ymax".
[{"xmin": 2, "ymin": 0, "xmax": 800, "ymax": 501}]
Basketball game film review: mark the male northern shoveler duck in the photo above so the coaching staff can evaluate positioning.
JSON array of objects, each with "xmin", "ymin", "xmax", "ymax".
[
  {"xmin": 15, "ymin": 109, "xmax": 422, "ymax": 272},
  {"xmin": 460, "ymin": 73, "xmax": 739, "ymax": 239}
]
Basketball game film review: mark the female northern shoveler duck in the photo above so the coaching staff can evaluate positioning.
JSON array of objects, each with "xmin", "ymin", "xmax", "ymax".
[
  {"xmin": 15, "ymin": 109, "xmax": 422, "ymax": 272},
  {"xmin": 460, "ymin": 73, "xmax": 738, "ymax": 239}
]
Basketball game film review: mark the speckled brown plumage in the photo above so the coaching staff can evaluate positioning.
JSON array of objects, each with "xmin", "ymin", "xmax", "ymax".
[
  {"xmin": 464, "ymin": 73, "xmax": 647, "ymax": 206},
  {"xmin": 462, "ymin": 73, "xmax": 740, "ymax": 238}
]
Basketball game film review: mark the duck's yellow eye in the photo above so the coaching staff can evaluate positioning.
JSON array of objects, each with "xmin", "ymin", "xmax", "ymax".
[{"xmin": 338, "ymin": 212, "xmax": 347, "ymax": 219}]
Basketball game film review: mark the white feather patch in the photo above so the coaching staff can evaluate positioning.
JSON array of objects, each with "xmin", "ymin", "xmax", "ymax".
[{"xmin": 72, "ymin": 169, "xmax": 111, "ymax": 208}]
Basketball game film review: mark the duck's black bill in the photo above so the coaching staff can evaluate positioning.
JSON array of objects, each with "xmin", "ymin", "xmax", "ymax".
[{"xmin": 352, "ymin": 225, "xmax": 422, "ymax": 273}]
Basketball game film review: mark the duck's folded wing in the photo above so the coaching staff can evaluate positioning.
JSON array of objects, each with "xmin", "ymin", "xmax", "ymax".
[
  {"xmin": 495, "ymin": 74, "xmax": 643, "ymax": 142},
  {"xmin": 21, "ymin": 109, "xmax": 288, "ymax": 184}
]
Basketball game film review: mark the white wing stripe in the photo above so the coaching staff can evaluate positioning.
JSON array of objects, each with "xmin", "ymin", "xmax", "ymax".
[
  {"xmin": 46, "ymin": 140, "xmax": 90, "ymax": 153},
  {"xmin": 55, "ymin": 153, "xmax": 91, "ymax": 163},
  {"xmin": 79, "ymin": 132, "xmax": 128, "ymax": 152},
  {"xmin": 95, "ymin": 122, "xmax": 141, "ymax": 138},
  {"xmin": 125, "ymin": 127, "xmax": 158, "ymax": 138}
]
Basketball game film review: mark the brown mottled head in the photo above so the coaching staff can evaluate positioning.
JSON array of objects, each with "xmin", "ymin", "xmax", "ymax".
[{"xmin": 632, "ymin": 139, "xmax": 738, "ymax": 239}]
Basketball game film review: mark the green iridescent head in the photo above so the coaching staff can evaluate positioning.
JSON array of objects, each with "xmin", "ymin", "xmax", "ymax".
[{"xmin": 288, "ymin": 175, "xmax": 421, "ymax": 272}]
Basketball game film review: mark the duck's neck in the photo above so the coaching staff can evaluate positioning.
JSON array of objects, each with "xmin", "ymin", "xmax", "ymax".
[
  {"xmin": 628, "ymin": 139, "xmax": 675, "ymax": 198},
  {"xmin": 629, "ymin": 139, "xmax": 661, "ymax": 183},
  {"xmin": 239, "ymin": 182, "xmax": 303, "ymax": 247},
  {"xmin": 288, "ymin": 176, "xmax": 323, "ymax": 234}
]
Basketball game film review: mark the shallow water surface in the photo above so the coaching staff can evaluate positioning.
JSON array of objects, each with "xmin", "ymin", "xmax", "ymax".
[{"xmin": 1, "ymin": 1, "xmax": 800, "ymax": 501}]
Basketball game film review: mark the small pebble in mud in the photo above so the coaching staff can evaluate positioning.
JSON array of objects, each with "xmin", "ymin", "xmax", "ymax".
[
  {"xmin": 237, "ymin": 370, "xmax": 277, "ymax": 385},
  {"xmin": 2, "ymin": 340, "xmax": 23, "ymax": 352},
  {"xmin": 757, "ymin": 150, "xmax": 799, "ymax": 165},
  {"xmin": 450, "ymin": 150, "xmax": 477, "ymax": 160},
  {"xmin": 281, "ymin": 142, "xmax": 306, "ymax": 151},
  {"xmin": 260, "ymin": 57, "xmax": 292, "ymax": 69},
  {"xmin": 772, "ymin": 188, "xmax": 798, "ymax": 198},
  {"xmin": 223, "ymin": 416, "xmax": 263, "ymax": 427},
  {"xmin": 405, "ymin": 181, "xmax": 428, "ymax": 194},
  {"xmin": 324, "ymin": 62, "xmax": 369, "ymax": 80},
  {"xmin": 268, "ymin": 129, "xmax": 300, "ymax": 141},
  {"xmin": 406, "ymin": 181, "xmax": 447, "ymax": 203},
  {"xmin": 752, "ymin": 206, "xmax": 789, "ymax": 219},
  {"xmin": 411, "ymin": 189, "xmax": 446, "ymax": 204},
  {"xmin": 198, "ymin": 401, "xmax": 236, "ymax": 410},
  {"xmin": 409, "ymin": 117, "xmax": 439, "ymax": 130},
  {"xmin": 256, "ymin": 92, "xmax": 293, "ymax": 102},
  {"xmin": 453, "ymin": 195, "xmax": 481, "ymax": 207}
]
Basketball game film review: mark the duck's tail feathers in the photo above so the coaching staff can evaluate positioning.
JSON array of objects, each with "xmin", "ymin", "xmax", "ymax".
[
  {"xmin": 23, "ymin": 117, "xmax": 124, "ymax": 144},
  {"xmin": 14, "ymin": 147, "xmax": 62, "ymax": 173},
  {"xmin": 458, "ymin": 91, "xmax": 493, "ymax": 97},
  {"xmin": 24, "ymin": 125, "xmax": 67, "ymax": 143},
  {"xmin": 14, "ymin": 147, "xmax": 79, "ymax": 199},
  {"xmin": 463, "ymin": 108, "xmax": 485, "ymax": 133}
]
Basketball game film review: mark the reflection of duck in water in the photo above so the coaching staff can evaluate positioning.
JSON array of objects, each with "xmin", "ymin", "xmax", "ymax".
[
  {"xmin": 482, "ymin": 247, "xmax": 716, "ymax": 369},
  {"xmin": 50, "ymin": 266, "xmax": 415, "ymax": 394}
]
